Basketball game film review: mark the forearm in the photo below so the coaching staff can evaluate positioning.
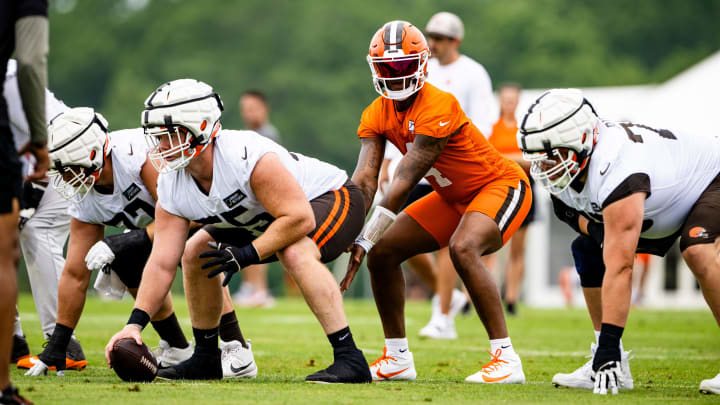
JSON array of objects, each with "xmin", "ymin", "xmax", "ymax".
[
  {"xmin": 600, "ymin": 241, "xmax": 636, "ymax": 327},
  {"xmin": 15, "ymin": 16, "xmax": 48, "ymax": 146},
  {"xmin": 351, "ymin": 172, "xmax": 378, "ymax": 215},
  {"xmin": 253, "ymin": 214, "xmax": 314, "ymax": 259},
  {"xmin": 378, "ymin": 177, "xmax": 415, "ymax": 214},
  {"xmin": 133, "ymin": 263, "xmax": 176, "ymax": 319}
]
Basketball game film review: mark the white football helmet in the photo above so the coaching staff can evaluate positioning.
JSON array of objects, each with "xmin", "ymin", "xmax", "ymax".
[
  {"xmin": 517, "ymin": 88, "xmax": 599, "ymax": 194},
  {"xmin": 142, "ymin": 79, "xmax": 224, "ymax": 173},
  {"xmin": 47, "ymin": 107, "xmax": 109, "ymax": 202}
]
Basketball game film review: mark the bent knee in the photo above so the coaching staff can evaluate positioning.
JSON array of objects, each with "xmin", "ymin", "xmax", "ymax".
[
  {"xmin": 279, "ymin": 239, "xmax": 319, "ymax": 272},
  {"xmin": 682, "ymin": 244, "xmax": 716, "ymax": 279}
]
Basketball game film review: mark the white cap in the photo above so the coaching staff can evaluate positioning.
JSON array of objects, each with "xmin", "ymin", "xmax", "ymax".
[{"xmin": 425, "ymin": 11, "xmax": 464, "ymax": 40}]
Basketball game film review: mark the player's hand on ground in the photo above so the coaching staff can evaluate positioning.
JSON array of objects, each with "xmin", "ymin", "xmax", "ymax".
[
  {"xmin": 593, "ymin": 361, "xmax": 621, "ymax": 395},
  {"xmin": 24, "ymin": 358, "xmax": 50, "ymax": 377},
  {"xmin": 340, "ymin": 243, "xmax": 366, "ymax": 292},
  {"xmin": 105, "ymin": 325, "xmax": 143, "ymax": 368},
  {"xmin": 85, "ymin": 240, "xmax": 116, "ymax": 272}
]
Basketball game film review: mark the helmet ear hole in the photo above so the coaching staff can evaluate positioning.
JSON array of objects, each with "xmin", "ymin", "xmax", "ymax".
[
  {"xmin": 90, "ymin": 150, "xmax": 96, "ymax": 160},
  {"xmin": 581, "ymin": 132, "xmax": 587, "ymax": 143},
  {"xmin": 200, "ymin": 120, "xmax": 207, "ymax": 131}
]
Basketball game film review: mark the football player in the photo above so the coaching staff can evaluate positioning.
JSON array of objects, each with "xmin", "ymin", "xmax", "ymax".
[
  {"xmin": 24, "ymin": 107, "xmax": 256, "ymax": 379},
  {"xmin": 104, "ymin": 79, "xmax": 371, "ymax": 383},
  {"xmin": 341, "ymin": 21, "xmax": 530, "ymax": 384},
  {"xmin": 4, "ymin": 59, "xmax": 86, "ymax": 371},
  {"xmin": 517, "ymin": 88, "xmax": 720, "ymax": 395}
]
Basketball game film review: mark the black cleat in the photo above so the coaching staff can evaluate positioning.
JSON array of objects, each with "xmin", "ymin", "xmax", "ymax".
[
  {"xmin": 11, "ymin": 335, "xmax": 30, "ymax": 363},
  {"xmin": 306, "ymin": 347, "xmax": 372, "ymax": 384},
  {"xmin": 157, "ymin": 348, "xmax": 222, "ymax": 380},
  {"xmin": 0, "ymin": 384, "xmax": 32, "ymax": 405}
]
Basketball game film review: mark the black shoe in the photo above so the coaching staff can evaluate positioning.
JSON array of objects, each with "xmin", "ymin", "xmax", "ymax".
[
  {"xmin": 306, "ymin": 347, "xmax": 372, "ymax": 384},
  {"xmin": 505, "ymin": 302, "xmax": 517, "ymax": 316},
  {"xmin": 0, "ymin": 384, "xmax": 32, "ymax": 405},
  {"xmin": 157, "ymin": 348, "xmax": 222, "ymax": 380},
  {"xmin": 11, "ymin": 335, "xmax": 30, "ymax": 363},
  {"xmin": 460, "ymin": 301, "xmax": 472, "ymax": 316},
  {"xmin": 66, "ymin": 337, "xmax": 86, "ymax": 363}
]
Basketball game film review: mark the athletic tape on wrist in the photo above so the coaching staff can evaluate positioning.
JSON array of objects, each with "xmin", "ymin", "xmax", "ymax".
[{"xmin": 355, "ymin": 206, "xmax": 396, "ymax": 252}]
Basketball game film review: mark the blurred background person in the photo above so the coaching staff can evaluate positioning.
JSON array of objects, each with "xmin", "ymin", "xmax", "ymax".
[
  {"xmin": 418, "ymin": 11, "xmax": 497, "ymax": 339},
  {"xmin": 234, "ymin": 90, "xmax": 280, "ymax": 307},
  {"xmin": 1, "ymin": 0, "xmax": 49, "ymax": 403},
  {"xmin": 487, "ymin": 83, "xmax": 535, "ymax": 315}
]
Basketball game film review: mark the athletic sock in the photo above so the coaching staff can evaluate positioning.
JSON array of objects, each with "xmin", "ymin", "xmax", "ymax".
[
  {"xmin": 594, "ymin": 330, "xmax": 601, "ymax": 344},
  {"xmin": 490, "ymin": 337, "xmax": 517, "ymax": 357},
  {"xmin": 151, "ymin": 312, "xmax": 189, "ymax": 349},
  {"xmin": 46, "ymin": 323, "xmax": 74, "ymax": 353},
  {"xmin": 328, "ymin": 326, "xmax": 357, "ymax": 352},
  {"xmin": 385, "ymin": 337, "xmax": 409, "ymax": 356},
  {"xmin": 192, "ymin": 326, "xmax": 219, "ymax": 353},
  {"xmin": 219, "ymin": 311, "xmax": 247, "ymax": 348}
]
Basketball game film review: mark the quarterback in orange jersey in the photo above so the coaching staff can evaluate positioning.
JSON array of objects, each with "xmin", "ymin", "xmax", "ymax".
[{"xmin": 341, "ymin": 20, "xmax": 531, "ymax": 384}]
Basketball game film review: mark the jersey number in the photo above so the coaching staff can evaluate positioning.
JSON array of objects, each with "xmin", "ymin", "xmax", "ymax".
[
  {"xmin": 196, "ymin": 204, "xmax": 274, "ymax": 237},
  {"xmin": 103, "ymin": 198, "xmax": 155, "ymax": 229},
  {"xmin": 618, "ymin": 122, "xmax": 676, "ymax": 143}
]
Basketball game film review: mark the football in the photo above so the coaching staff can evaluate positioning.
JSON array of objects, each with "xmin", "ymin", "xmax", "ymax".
[{"xmin": 109, "ymin": 338, "xmax": 158, "ymax": 382}]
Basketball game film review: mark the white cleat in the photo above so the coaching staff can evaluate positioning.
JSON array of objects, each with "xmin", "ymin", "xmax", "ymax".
[
  {"xmin": 465, "ymin": 348, "xmax": 525, "ymax": 384},
  {"xmin": 552, "ymin": 343, "xmax": 633, "ymax": 390},
  {"xmin": 700, "ymin": 372, "xmax": 720, "ymax": 395},
  {"xmin": 430, "ymin": 289, "xmax": 469, "ymax": 318},
  {"xmin": 419, "ymin": 316, "xmax": 458, "ymax": 340},
  {"xmin": 369, "ymin": 347, "xmax": 417, "ymax": 381},
  {"xmin": 221, "ymin": 339, "xmax": 257, "ymax": 379},
  {"xmin": 152, "ymin": 340, "xmax": 194, "ymax": 367}
]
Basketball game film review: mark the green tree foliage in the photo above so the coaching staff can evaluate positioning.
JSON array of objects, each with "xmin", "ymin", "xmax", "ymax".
[{"xmin": 48, "ymin": 0, "xmax": 720, "ymax": 172}]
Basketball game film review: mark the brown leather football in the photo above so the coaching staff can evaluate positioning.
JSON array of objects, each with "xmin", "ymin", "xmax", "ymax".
[{"xmin": 110, "ymin": 338, "xmax": 158, "ymax": 382}]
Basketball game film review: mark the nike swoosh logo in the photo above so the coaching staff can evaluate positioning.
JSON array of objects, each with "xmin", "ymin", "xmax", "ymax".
[
  {"xmin": 398, "ymin": 348, "xmax": 407, "ymax": 353},
  {"xmin": 128, "ymin": 144, "xmax": 134, "ymax": 156},
  {"xmin": 376, "ymin": 368, "xmax": 408, "ymax": 379},
  {"xmin": 501, "ymin": 345, "xmax": 511, "ymax": 349},
  {"xmin": 482, "ymin": 373, "xmax": 512, "ymax": 382},
  {"xmin": 242, "ymin": 146, "xmax": 247, "ymax": 160},
  {"xmin": 439, "ymin": 120, "xmax": 450, "ymax": 127},
  {"xmin": 600, "ymin": 162, "xmax": 610, "ymax": 175},
  {"xmin": 204, "ymin": 333, "xmax": 218, "ymax": 339},
  {"xmin": 230, "ymin": 362, "xmax": 253, "ymax": 373},
  {"xmin": 338, "ymin": 333, "xmax": 350, "ymax": 341}
]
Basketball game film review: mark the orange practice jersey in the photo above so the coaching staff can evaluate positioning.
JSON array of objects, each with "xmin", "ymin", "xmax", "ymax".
[
  {"xmin": 358, "ymin": 83, "xmax": 523, "ymax": 203},
  {"xmin": 489, "ymin": 118, "xmax": 520, "ymax": 155}
]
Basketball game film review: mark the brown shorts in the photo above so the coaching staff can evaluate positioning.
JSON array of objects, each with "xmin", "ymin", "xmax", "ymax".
[
  {"xmin": 204, "ymin": 180, "xmax": 365, "ymax": 263},
  {"xmin": 679, "ymin": 173, "xmax": 720, "ymax": 252}
]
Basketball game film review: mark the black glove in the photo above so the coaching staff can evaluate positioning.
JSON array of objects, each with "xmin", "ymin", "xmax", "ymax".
[
  {"xmin": 200, "ymin": 242, "xmax": 260, "ymax": 287},
  {"xmin": 21, "ymin": 181, "xmax": 45, "ymax": 210}
]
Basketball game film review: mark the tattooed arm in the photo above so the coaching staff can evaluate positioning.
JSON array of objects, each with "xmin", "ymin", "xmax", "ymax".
[
  {"xmin": 351, "ymin": 137, "xmax": 386, "ymax": 215},
  {"xmin": 379, "ymin": 134, "xmax": 450, "ymax": 213}
]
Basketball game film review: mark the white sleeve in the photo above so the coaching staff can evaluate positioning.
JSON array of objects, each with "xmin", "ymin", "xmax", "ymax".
[{"xmin": 466, "ymin": 65, "xmax": 496, "ymax": 138}]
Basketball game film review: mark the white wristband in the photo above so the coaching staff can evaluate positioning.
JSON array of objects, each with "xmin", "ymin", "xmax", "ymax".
[{"xmin": 355, "ymin": 206, "xmax": 397, "ymax": 252}]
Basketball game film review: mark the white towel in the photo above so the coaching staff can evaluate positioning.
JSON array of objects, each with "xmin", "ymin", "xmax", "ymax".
[{"xmin": 94, "ymin": 268, "xmax": 127, "ymax": 300}]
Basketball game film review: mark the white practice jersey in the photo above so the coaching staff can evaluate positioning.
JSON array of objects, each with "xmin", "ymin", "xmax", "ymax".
[
  {"xmin": 158, "ymin": 130, "xmax": 347, "ymax": 235},
  {"xmin": 69, "ymin": 129, "xmax": 156, "ymax": 229},
  {"xmin": 4, "ymin": 59, "xmax": 68, "ymax": 151},
  {"xmin": 426, "ymin": 54, "xmax": 496, "ymax": 136},
  {"xmin": 555, "ymin": 120, "xmax": 720, "ymax": 240}
]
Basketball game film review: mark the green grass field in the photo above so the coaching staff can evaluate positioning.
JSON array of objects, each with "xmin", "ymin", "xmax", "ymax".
[{"xmin": 12, "ymin": 294, "xmax": 720, "ymax": 404}]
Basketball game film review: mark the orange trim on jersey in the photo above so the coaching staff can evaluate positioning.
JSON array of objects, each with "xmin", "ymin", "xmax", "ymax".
[
  {"xmin": 317, "ymin": 187, "xmax": 350, "ymax": 249},
  {"xmin": 312, "ymin": 189, "xmax": 341, "ymax": 244}
]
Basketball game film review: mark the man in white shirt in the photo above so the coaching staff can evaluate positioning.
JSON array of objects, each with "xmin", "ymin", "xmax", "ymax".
[{"xmin": 425, "ymin": 11, "xmax": 496, "ymax": 136}]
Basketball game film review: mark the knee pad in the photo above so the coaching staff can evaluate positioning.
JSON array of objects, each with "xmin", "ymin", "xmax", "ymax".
[{"xmin": 571, "ymin": 235, "xmax": 605, "ymax": 288}]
